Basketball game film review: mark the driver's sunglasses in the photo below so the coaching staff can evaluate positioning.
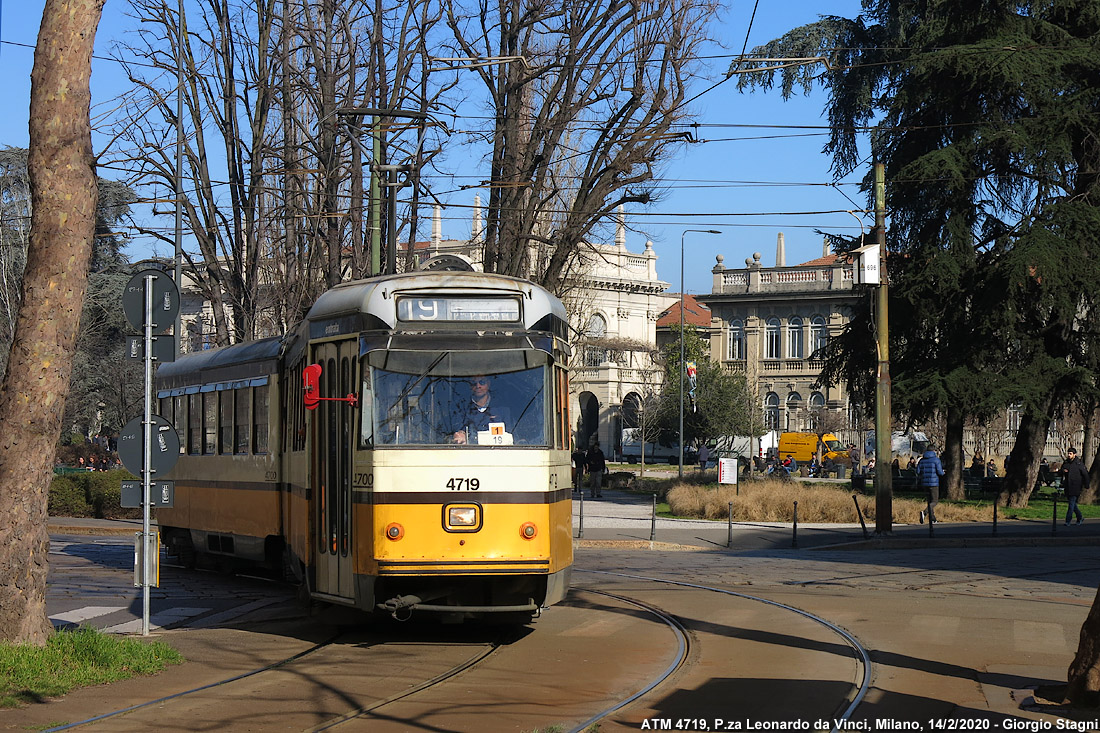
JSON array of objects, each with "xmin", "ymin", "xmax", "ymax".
[{"xmin": 470, "ymin": 378, "xmax": 489, "ymax": 386}]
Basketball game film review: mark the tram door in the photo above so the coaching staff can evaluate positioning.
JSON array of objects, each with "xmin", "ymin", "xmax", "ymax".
[{"xmin": 312, "ymin": 340, "xmax": 357, "ymax": 600}]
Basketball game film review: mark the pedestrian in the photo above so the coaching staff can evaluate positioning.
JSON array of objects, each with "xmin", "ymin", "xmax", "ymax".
[
  {"xmin": 586, "ymin": 441, "xmax": 606, "ymax": 499},
  {"xmin": 698, "ymin": 444, "xmax": 710, "ymax": 471},
  {"xmin": 1060, "ymin": 447, "xmax": 1088, "ymax": 526},
  {"xmin": 891, "ymin": 457, "xmax": 901, "ymax": 477},
  {"xmin": 571, "ymin": 444, "xmax": 587, "ymax": 494},
  {"xmin": 916, "ymin": 445, "xmax": 945, "ymax": 524},
  {"xmin": 970, "ymin": 450, "xmax": 985, "ymax": 477},
  {"xmin": 848, "ymin": 444, "xmax": 860, "ymax": 476},
  {"xmin": 907, "ymin": 455, "xmax": 917, "ymax": 471},
  {"xmin": 866, "ymin": 456, "xmax": 876, "ymax": 474},
  {"xmin": 986, "ymin": 459, "xmax": 996, "ymax": 478}
]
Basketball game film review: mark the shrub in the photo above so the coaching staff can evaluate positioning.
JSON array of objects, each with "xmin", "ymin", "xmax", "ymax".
[
  {"xmin": 48, "ymin": 469, "xmax": 140, "ymax": 520},
  {"xmin": 84, "ymin": 470, "xmax": 140, "ymax": 520},
  {"xmin": 47, "ymin": 476, "xmax": 90, "ymax": 517},
  {"xmin": 667, "ymin": 480, "xmax": 994, "ymax": 524}
]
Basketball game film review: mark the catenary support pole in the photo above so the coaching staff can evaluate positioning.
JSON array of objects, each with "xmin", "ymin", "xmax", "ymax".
[{"xmin": 873, "ymin": 163, "xmax": 893, "ymax": 535}]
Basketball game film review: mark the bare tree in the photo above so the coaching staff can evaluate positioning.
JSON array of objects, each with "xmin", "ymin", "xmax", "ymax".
[
  {"xmin": 0, "ymin": 0, "xmax": 104, "ymax": 645},
  {"xmin": 443, "ymin": 0, "xmax": 716, "ymax": 293},
  {"xmin": 113, "ymin": 0, "xmax": 451, "ymax": 344},
  {"xmin": 0, "ymin": 148, "xmax": 32, "ymax": 353}
]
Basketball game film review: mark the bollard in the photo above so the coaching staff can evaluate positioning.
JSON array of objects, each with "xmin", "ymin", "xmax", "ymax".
[
  {"xmin": 992, "ymin": 502, "xmax": 998, "ymax": 536},
  {"xmin": 578, "ymin": 491, "xmax": 584, "ymax": 539},
  {"xmin": 792, "ymin": 500, "xmax": 799, "ymax": 548},
  {"xmin": 650, "ymin": 493, "xmax": 657, "ymax": 542},
  {"xmin": 1053, "ymin": 495, "xmax": 1058, "ymax": 536},
  {"xmin": 852, "ymin": 494, "xmax": 869, "ymax": 539},
  {"xmin": 928, "ymin": 497, "xmax": 934, "ymax": 538},
  {"xmin": 726, "ymin": 499, "xmax": 734, "ymax": 545}
]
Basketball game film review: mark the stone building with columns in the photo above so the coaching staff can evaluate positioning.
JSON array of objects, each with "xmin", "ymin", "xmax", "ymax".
[{"xmin": 697, "ymin": 235, "xmax": 863, "ymax": 445}]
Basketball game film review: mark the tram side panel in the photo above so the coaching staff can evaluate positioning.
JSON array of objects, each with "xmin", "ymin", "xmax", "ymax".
[{"xmin": 157, "ymin": 378, "xmax": 283, "ymax": 565}]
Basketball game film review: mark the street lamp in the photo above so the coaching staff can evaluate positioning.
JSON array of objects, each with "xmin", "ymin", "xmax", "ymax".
[{"xmin": 679, "ymin": 229, "xmax": 722, "ymax": 479}]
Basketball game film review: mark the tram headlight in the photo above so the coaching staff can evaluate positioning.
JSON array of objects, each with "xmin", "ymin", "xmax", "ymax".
[
  {"xmin": 448, "ymin": 507, "xmax": 478, "ymax": 527},
  {"xmin": 385, "ymin": 523, "xmax": 404, "ymax": 541},
  {"xmin": 520, "ymin": 522, "xmax": 537, "ymax": 540}
]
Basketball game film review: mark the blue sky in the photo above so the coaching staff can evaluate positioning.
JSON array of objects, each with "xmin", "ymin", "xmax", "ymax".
[{"xmin": 0, "ymin": 0, "xmax": 869, "ymax": 297}]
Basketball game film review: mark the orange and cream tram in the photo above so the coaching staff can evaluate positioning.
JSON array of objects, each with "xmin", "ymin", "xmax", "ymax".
[{"xmin": 155, "ymin": 270, "xmax": 573, "ymax": 620}]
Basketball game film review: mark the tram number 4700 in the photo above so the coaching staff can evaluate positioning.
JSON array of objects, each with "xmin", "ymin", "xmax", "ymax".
[{"xmin": 447, "ymin": 477, "xmax": 480, "ymax": 491}]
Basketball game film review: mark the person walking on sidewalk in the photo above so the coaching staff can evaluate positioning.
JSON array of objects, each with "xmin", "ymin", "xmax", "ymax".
[
  {"xmin": 1061, "ymin": 447, "xmax": 1089, "ymax": 526},
  {"xmin": 916, "ymin": 445, "xmax": 945, "ymax": 524},
  {"xmin": 587, "ymin": 441, "xmax": 606, "ymax": 499},
  {"xmin": 571, "ymin": 445, "xmax": 587, "ymax": 494}
]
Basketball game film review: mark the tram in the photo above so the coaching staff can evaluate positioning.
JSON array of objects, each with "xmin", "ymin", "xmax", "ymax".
[{"xmin": 154, "ymin": 270, "xmax": 573, "ymax": 620}]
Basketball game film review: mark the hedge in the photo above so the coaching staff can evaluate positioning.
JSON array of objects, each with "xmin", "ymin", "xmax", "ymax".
[{"xmin": 48, "ymin": 469, "xmax": 141, "ymax": 520}]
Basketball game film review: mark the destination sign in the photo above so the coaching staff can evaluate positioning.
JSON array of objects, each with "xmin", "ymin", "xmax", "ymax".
[{"xmin": 396, "ymin": 296, "xmax": 521, "ymax": 323}]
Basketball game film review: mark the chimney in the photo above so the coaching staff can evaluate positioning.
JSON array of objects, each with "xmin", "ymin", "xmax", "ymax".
[
  {"xmin": 432, "ymin": 205, "xmax": 442, "ymax": 250},
  {"xmin": 776, "ymin": 232, "xmax": 786, "ymax": 267},
  {"xmin": 472, "ymin": 195, "xmax": 483, "ymax": 243},
  {"xmin": 823, "ymin": 236, "xmax": 830, "ymax": 259}
]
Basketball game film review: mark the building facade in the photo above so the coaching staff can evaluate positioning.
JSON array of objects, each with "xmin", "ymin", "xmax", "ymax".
[{"xmin": 697, "ymin": 239, "xmax": 862, "ymax": 444}]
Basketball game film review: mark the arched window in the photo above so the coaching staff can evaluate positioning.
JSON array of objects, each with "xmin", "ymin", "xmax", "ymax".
[
  {"xmin": 585, "ymin": 313, "xmax": 607, "ymax": 338},
  {"xmin": 808, "ymin": 392, "xmax": 825, "ymax": 431},
  {"xmin": 786, "ymin": 392, "xmax": 803, "ymax": 431},
  {"xmin": 727, "ymin": 319, "xmax": 745, "ymax": 360},
  {"xmin": 583, "ymin": 313, "xmax": 608, "ymax": 366},
  {"xmin": 810, "ymin": 316, "xmax": 828, "ymax": 354},
  {"xmin": 787, "ymin": 316, "xmax": 804, "ymax": 359},
  {"xmin": 765, "ymin": 392, "xmax": 780, "ymax": 431},
  {"xmin": 765, "ymin": 317, "xmax": 781, "ymax": 359}
]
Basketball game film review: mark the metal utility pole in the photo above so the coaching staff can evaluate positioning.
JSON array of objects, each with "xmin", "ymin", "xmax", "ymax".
[{"xmin": 873, "ymin": 163, "xmax": 893, "ymax": 534}]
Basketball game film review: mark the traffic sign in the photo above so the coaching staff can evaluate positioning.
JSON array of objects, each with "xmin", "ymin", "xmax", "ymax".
[
  {"xmin": 126, "ymin": 335, "xmax": 177, "ymax": 363},
  {"xmin": 118, "ymin": 415, "xmax": 180, "ymax": 476},
  {"xmin": 122, "ymin": 269, "xmax": 180, "ymax": 334},
  {"xmin": 121, "ymin": 480, "xmax": 175, "ymax": 508}
]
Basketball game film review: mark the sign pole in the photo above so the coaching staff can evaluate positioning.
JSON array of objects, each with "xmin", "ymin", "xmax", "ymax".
[{"xmin": 142, "ymin": 274, "xmax": 154, "ymax": 636}]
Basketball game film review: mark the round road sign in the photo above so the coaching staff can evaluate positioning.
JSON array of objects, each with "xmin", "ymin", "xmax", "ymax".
[
  {"xmin": 122, "ymin": 269, "xmax": 180, "ymax": 334},
  {"xmin": 118, "ymin": 415, "xmax": 180, "ymax": 476}
]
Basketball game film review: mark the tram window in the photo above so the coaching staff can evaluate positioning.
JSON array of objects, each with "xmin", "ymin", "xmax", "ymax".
[
  {"xmin": 236, "ymin": 388, "xmax": 251, "ymax": 453},
  {"xmin": 292, "ymin": 365, "xmax": 306, "ymax": 451},
  {"xmin": 203, "ymin": 392, "xmax": 217, "ymax": 455},
  {"xmin": 219, "ymin": 391, "xmax": 233, "ymax": 454},
  {"xmin": 369, "ymin": 351, "xmax": 550, "ymax": 447},
  {"xmin": 253, "ymin": 384, "xmax": 269, "ymax": 454},
  {"xmin": 188, "ymin": 394, "xmax": 201, "ymax": 455},
  {"xmin": 174, "ymin": 396, "xmax": 186, "ymax": 453},
  {"xmin": 359, "ymin": 363, "xmax": 374, "ymax": 448}
]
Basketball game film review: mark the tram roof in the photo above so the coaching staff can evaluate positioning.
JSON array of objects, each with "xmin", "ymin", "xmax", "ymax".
[
  {"xmin": 155, "ymin": 336, "xmax": 286, "ymax": 390},
  {"xmin": 306, "ymin": 271, "xmax": 568, "ymax": 331}
]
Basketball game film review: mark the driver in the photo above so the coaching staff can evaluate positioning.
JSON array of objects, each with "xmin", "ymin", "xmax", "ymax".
[{"xmin": 451, "ymin": 375, "xmax": 513, "ymax": 444}]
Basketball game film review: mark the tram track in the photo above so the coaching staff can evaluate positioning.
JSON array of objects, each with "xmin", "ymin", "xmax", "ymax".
[
  {"xmin": 39, "ymin": 626, "xmax": 514, "ymax": 733},
  {"xmin": 575, "ymin": 569, "xmax": 873, "ymax": 733}
]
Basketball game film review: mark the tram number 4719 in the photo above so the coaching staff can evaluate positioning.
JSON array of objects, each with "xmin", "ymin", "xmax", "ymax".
[{"xmin": 447, "ymin": 477, "xmax": 480, "ymax": 491}]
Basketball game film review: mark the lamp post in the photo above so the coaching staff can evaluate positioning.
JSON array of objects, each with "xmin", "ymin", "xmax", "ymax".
[{"xmin": 679, "ymin": 229, "xmax": 722, "ymax": 479}]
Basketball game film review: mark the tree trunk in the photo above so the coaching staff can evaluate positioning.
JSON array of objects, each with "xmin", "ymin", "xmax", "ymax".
[
  {"xmin": 942, "ymin": 407, "xmax": 966, "ymax": 501},
  {"xmin": 0, "ymin": 0, "xmax": 103, "ymax": 645},
  {"xmin": 1067, "ymin": 584, "xmax": 1100, "ymax": 706},
  {"xmin": 1000, "ymin": 408, "xmax": 1052, "ymax": 508},
  {"xmin": 1083, "ymin": 403, "xmax": 1099, "ymax": 504}
]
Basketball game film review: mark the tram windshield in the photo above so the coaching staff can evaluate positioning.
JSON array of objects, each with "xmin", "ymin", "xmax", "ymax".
[{"xmin": 364, "ymin": 350, "xmax": 549, "ymax": 447}]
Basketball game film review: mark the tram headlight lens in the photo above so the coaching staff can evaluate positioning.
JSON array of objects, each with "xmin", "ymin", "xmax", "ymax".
[
  {"xmin": 448, "ymin": 507, "xmax": 478, "ymax": 527},
  {"xmin": 520, "ymin": 522, "xmax": 537, "ymax": 540},
  {"xmin": 385, "ymin": 523, "xmax": 404, "ymax": 540}
]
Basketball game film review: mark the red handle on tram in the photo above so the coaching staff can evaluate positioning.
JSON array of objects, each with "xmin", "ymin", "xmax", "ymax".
[{"xmin": 303, "ymin": 363, "xmax": 358, "ymax": 410}]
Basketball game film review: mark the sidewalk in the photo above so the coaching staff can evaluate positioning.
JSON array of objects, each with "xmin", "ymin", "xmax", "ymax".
[{"xmin": 570, "ymin": 487, "xmax": 1100, "ymax": 550}]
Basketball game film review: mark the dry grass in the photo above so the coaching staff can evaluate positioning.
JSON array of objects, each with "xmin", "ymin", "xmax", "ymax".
[{"xmin": 667, "ymin": 480, "xmax": 997, "ymax": 524}]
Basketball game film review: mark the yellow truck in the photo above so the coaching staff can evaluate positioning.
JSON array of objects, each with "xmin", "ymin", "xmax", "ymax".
[{"xmin": 777, "ymin": 432, "xmax": 850, "ymax": 466}]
